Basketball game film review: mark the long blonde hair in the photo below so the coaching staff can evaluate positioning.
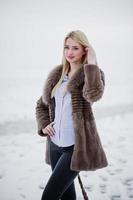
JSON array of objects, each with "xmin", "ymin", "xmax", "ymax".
[{"xmin": 51, "ymin": 30, "xmax": 92, "ymax": 98}]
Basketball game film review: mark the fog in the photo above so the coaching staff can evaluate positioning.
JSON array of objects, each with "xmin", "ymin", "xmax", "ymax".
[{"xmin": 0, "ymin": 0, "xmax": 133, "ymax": 121}]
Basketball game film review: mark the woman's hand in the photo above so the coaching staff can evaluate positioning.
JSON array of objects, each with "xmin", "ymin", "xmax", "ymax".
[
  {"xmin": 42, "ymin": 121, "xmax": 55, "ymax": 136},
  {"xmin": 85, "ymin": 44, "xmax": 97, "ymax": 65}
]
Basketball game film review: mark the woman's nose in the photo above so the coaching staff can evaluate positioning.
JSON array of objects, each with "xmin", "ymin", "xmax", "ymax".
[{"xmin": 68, "ymin": 49, "xmax": 73, "ymax": 55}]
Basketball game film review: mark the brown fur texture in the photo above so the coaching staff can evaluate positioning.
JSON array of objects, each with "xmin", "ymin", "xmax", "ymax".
[{"xmin": 35, "ymin": 64, "xmax": 108, "ymax": 171}]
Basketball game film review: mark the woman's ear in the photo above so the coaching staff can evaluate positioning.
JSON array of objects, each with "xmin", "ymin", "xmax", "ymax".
[{"xmin": 83, "ymin": 47, "xmax": 87, "ymax": 55}]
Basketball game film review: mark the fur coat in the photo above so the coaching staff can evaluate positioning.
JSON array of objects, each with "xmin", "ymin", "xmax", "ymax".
[{"xmin": 35, "ymin": 64, "xmax": 108, "ymax": 171}]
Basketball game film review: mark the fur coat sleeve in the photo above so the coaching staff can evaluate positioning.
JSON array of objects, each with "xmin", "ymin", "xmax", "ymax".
[
  {"xmin": 35, "ymin": 96, "xmax": 50, "ymax": 136},
  {"xmin": 82, "ymin": 64, "xmax": 105, "ymax": 102}
]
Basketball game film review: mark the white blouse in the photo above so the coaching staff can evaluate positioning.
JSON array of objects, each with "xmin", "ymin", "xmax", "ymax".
[{"xmin": 50, "ymin": 75, "xmax": 75, "ymax": 147}]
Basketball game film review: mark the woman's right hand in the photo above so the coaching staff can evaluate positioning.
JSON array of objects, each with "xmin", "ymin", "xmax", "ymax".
[{"xmin": 42, "ymin": 122, "xmax": 55, "ymax": 136}]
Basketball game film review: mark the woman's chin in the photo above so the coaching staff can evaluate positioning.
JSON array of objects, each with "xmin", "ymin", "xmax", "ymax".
[{"xmin": 67, "ymin": 59, "xmax": 76, "ymax": 64}]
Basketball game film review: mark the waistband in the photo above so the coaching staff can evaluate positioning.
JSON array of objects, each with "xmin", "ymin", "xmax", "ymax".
[{"xmin": 50, "ymin": 140, "xmax": 74, "ymax": 151}]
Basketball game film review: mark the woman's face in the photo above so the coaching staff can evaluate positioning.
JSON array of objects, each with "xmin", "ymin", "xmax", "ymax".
[{"xmin": 64, "ymin": 37, "xmax": 86, "ymax": 64}]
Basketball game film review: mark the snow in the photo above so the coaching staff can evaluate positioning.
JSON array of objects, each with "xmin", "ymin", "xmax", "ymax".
[{"xmin": 0, "ymin": 110, "xmax": 133, "ymax": 200}]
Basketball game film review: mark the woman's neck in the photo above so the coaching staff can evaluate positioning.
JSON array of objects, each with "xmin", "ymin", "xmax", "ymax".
[
  {"xmin": 70, "ymin": 62, "xmax": 82, "ymax": 70},
  {"xmin": 68, "ymin": 63, "xmax": 82, "ymax": 78}
]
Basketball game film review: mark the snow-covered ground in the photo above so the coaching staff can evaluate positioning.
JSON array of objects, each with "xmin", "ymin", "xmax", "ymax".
[{"xmin": 0, "ymin": 105, "xmax": 133, "ymax": 200}]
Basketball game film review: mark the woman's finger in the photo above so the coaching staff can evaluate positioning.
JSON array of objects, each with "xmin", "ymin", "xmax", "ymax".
[
  {"xmin": 85, "ymin": 47, "xmax": 89, "ymax": 51},
  {"xmin": 46, "ymin": 126, "xmax": 55, "ymax": 136},
  {"xmin": 50, "ymin": 121, "xmax": 55, "ymax": 126}
]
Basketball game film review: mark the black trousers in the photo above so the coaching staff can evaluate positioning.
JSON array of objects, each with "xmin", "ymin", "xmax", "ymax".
[{"xmin": 41, "ymin": 140, "xmax": 79, "ymax": 200}]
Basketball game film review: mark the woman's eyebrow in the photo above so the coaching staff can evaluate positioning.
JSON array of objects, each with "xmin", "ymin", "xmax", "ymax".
[{"xmin": 64, "ymin": 45, "xmax": 79, "ymax": 47}]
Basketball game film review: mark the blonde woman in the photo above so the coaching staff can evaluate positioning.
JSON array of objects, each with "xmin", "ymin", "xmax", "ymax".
[{"xmin": 35, "ymin": 30, "xmax": 108, "ymax": 200}]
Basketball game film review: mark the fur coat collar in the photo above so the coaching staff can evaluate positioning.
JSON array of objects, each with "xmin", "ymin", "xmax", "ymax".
[{"xmin": 42, "ymin": 64, "xmax": 85, "ymax": 105}]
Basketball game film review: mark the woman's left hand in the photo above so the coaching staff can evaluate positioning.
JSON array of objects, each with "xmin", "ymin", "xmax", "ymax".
[{"xmin": 85, "ymin": 45, "xmax": 97, "ymax": 65}]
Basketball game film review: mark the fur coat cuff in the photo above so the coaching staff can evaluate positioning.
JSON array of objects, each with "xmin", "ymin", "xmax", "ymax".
[{"xmin": 82, "ymin": 64, "xmax": 105, "ymax": 102}]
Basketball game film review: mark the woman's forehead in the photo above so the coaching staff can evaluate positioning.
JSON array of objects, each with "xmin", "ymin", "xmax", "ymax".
[{"xmin": 65, "ymin": 37, "xmax": 82, "ymax": 47}]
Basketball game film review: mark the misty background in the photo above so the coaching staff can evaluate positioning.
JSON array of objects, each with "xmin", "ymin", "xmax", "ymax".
[{"xmin": 0, "ymin": 0, "xmax": 133, "ymax": 123}]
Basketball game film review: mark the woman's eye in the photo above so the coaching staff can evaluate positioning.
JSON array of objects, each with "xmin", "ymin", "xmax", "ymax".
[
  {"xmin": 74, "ymin": 47, "xmax": 79, "ymax": 50},
  {"xmin": 64, "ymin": 46, "xmax": 79, "ymax": 50}
]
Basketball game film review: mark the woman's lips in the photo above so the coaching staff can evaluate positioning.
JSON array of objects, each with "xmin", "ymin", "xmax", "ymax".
[{"xmin": 67, "ymin": 56, "xmax": 74, "ymax": 59}]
